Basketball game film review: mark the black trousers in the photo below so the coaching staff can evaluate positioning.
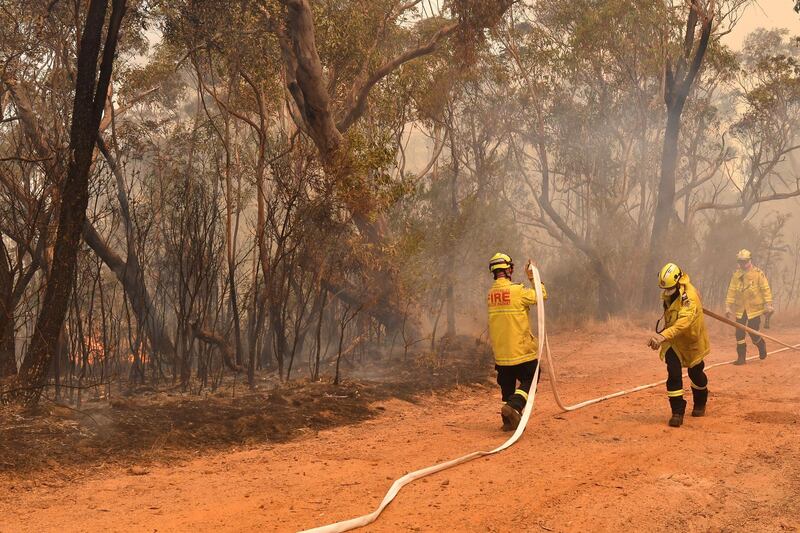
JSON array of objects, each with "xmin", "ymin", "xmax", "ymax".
[
  {"xmin": 736, "ymin": 312, "xmax": 766, "ymax": 358},
  {"xmin": 665, "ymin": 348, "xmax": 707, "ymax": 414},
  {"xmin": 496, "ymin": 359, "xmax": 538, "ymax": 413}
]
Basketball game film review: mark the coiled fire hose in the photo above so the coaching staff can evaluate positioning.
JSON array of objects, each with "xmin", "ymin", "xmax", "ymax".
[{"xmin": 302, "ymin": 267, "xmax": 800, "ymax": 532}]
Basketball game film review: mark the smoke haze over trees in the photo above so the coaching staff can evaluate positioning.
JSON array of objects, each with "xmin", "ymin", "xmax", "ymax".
[{"xmin": 1, "ymin": 0, "xmax": 800, "ymax": 403}]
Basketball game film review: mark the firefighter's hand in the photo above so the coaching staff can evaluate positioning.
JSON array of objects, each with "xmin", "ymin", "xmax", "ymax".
[
  {"xmin": 525, "ymin": 259, "xmax": 536, "ymax": 281},
  {"xmin": 647, "ymin": 333, "xmax": 665, "ymax": 351},
  {"xmin": 765, "ymin": 303, "xmax": 774, "ymax": 314},
  {"xmin": 725, "ymin": 307, "xmax": 733, "ymax": 320}
]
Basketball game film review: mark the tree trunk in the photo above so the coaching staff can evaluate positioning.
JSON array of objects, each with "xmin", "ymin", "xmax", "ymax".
[
  {"xmin": 269, "ymin": 300, "xmax": 287, "ymax": 381},
  {"xmin": 642, "ymin": 4, "xmax": 713, "ymax": 305},
  {"xmin": 532, "ymin": 132, "xmax": 622, "ymax": 318},
  {"xmin": 190, "ymin": 322, "xmax": 241, "ymax": 372},
  {"xmin": 225, "ymin": 202, "xmax": 242, "ymax": 366},
  {"xmin": 16, "ymin": 0, "xmax": 126, "ymax": 404},
  {"xmin": 591, "ymin": 257, "xmax": 621, "ymax": 320},
  {"xmin": 82, "ymin": 223, "xmax": 175, "ymax": 357},
  {"xmin": 3, "ymin": 22, "xmax": 172, "ymax": 368},
  {"xmin": 446, "ymin": 127, "xmax": 458, "ymax": 337},
  {"xmin": 0, "ymin": 237, "xmax": 16, "ymax": 377},
  {"xmin": 279, "ymin": 0, "xmax": 512, "ymax": 335},
  {"xmin": 312, "ymin": 287, "xmax": 327, "ymax": 381},
  {"xmin": 643, "ymin": 110, "xmax": 681, "ymax": 299}
]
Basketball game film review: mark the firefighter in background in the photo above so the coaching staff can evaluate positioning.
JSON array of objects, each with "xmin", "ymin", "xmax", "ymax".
[
  {"xmin": 648, "ymin": 263, "xmax": 710, "ymax": 428},
  {"xmin": 487, "ymin": 253, "xmax": 547, "ymax": 431},
  {"xmin": 725, "ymin": 249, "xmax": 773, "ymax": 365}
]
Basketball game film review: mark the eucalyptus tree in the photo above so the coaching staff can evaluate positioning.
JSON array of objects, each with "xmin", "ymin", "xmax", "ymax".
[
  {"xmin": 504, "ymin": 0, "xmax": 668, "ymax": 317},
  {"xmin": 642, "ymin": 0, "xmax": 751, "ymax": 303},
  {"xmin": 273, "ymin": 0, "xmax": 515, "ymax": 334},
  {"xmin": 1, "ymin": 1, "xmax": 176, "ymax": 393},
  {"xmin": 12, "ymin": 0, "xmax": 127, "ymax": 403},
  {"xmin": 700, "ymin": 29, "xmax": 800, "ymax": 218}
]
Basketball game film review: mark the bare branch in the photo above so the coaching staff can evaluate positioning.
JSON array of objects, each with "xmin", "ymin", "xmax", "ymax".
[{"xmin": 337, "ymin": 21, "xmax": 459, "ymax": 132}]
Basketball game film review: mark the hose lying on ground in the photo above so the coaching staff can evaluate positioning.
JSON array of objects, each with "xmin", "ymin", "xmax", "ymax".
[
  {"xmin": 300, "ymin": 266, "xmax": 549, "ymax": 533},
  {"xmin": 540, "ymin": 307, "xmax": 800, "ymax": 413},
  {"xmin": 302, "ymin": 270, "xmax": 799, "ymax": 532}
]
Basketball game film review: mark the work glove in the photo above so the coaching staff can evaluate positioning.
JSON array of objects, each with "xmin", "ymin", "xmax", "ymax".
[
  {"xmin": 647, "ymin": 333, "xmax": 665, "ymax": 351},
  {"xmin": 525, "ymin": 259, "xmax": 535, "ymax": 281},
  {"xmin": 725, "ymin": 307, "xmax": 733, "ymax": 320},
  {"xmin": 765, "ymin": 303, "xmax": 774, "ymax": 314}
]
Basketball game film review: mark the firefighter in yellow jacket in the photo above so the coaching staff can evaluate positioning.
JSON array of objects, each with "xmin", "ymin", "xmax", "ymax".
[
  {"xmin": 487, "ymin": 252, "xmax": 547, "ymax": 431},
  {"xmin": 647, "ymin": 263, "xmax": 710, "ymax": 428},
  {"xmin": 725, "ymin": 249, "xmax": 773, "ymax": 365}
]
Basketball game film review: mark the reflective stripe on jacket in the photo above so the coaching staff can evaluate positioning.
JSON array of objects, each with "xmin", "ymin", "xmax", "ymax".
[
  {"xmin": 487, "ymin": 278, "xmax": 547, "ymax": 366},
  {"xmin": 659, "ymin": 274, "xmax": 710, "ymax": 369},
  {"xmin": 726, "ymin": 267, "xmax": 772, "ymax": 319}
]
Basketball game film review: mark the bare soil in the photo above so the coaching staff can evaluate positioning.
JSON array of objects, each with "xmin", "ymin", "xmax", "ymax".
[{"xmin": 2, "ymin": 322, "xmax": 799, "ymax": 532}]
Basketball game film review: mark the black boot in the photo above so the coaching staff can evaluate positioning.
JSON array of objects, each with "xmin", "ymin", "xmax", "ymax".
[
  {"xmin": 757, "ymin": 339, "xmax": 767, "ymax": 360},
  {"xmin": 500, "ymin": 410, "xmax": 512, "ymax": 431},
  {"xmin": 668, "ymin": 397, "xmax": 687, "ymax": 427},
  {"xmin": 734, "ymin": 343, "xmax": 746, "ymax": 365},
  {"xmin": 501, "ymin": 404, "xmax": 521, "ymax": 431},
  {"xmin": 669, "ymin": 413, "xmax": 684, "ymax": 427},
  {"xmin": 691, "ymin": 388, "xmax": 708, "ymax": 417}
]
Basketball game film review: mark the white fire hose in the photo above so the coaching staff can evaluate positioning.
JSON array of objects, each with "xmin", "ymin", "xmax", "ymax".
[{"xmin": 301, "ymin": 266, "xmax": 799, "ymax": 532}]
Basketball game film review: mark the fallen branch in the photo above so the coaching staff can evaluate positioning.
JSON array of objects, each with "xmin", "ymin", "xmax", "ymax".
[{"xmin": 190, "ymin": 322, "xmax": 243, "ymax": 372}]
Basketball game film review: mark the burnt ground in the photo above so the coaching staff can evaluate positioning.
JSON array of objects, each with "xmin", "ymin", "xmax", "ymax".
[{"xmin": 0, "ymin": 335, "xmax": 492, "ymax": 483}]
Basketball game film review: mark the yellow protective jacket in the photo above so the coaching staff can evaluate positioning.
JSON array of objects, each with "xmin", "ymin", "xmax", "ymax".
[
  {"xmin": 725, "ymin": 266, "xmax": 772, "ymax": 319},
  {"xmin": 487, "ymin": 277, "xmax": 547, "ymax": 366},
  {"xmin": 659, "ymin": 274, "xmax": 710, "ymax": 369}
]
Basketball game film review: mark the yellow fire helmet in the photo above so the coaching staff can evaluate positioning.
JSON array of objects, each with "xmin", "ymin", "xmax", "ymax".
[
  {"xmin": 489, "ymin": 252, "xmax": 513, "ymax": 272},
  {"xmin": 736, "ymin": 249, "xmax": 752, "ymax": 261},
  {"xmin": 658, "ymin": 262, "xmax": 682, "ymax": 289}
]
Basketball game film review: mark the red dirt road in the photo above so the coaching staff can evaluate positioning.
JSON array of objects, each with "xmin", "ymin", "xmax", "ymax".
[{"xmin": 3, "ymin": 323, "xmax": 800, "ymax": 532}]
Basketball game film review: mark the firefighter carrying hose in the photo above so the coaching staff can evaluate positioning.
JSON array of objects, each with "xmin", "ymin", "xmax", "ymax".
[
  {"xmin": 725, "ymin": 249, "xmax": 773, "ymax": 365},
  {"xmin": 487, "ymin": 253, "xmax": 547, "ymax": 431},
  {"xmin": 647, "ymin": 263, "xmax": 710, "ymax": 428}
]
